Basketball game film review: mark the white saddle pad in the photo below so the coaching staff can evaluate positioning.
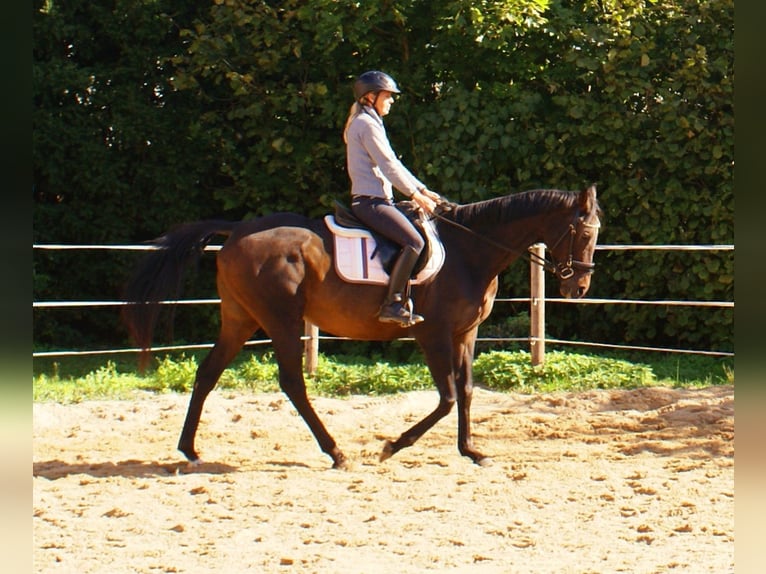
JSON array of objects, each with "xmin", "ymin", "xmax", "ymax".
[{"xmin": 324, "ymin": 215, "xmax": 445, "ymax": 285}]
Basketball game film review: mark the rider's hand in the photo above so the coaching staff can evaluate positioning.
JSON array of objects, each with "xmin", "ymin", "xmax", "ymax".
[
  {"xmin": 412, "ymin": 189, "xmax": 437, "ymax": 214},
  {"xmin": 420, "ymin": 188, "xmax": 442, "ymax": 203}
]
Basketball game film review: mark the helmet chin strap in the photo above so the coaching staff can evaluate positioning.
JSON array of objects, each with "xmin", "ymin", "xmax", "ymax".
[{"xmin": 361, "ymin": 92, "xmax": 382, "ymax": 118}]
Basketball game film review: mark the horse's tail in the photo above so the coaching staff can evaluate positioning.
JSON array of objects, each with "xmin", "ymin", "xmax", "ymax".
[{"xmin": 121, "ymin": 219, "xmax": 238, "ymax": 370}]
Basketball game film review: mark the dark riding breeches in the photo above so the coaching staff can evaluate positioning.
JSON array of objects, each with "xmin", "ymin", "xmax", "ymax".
[{"xmin": 350, "ymin": 196, "xmax": 425, "ymax": 254}]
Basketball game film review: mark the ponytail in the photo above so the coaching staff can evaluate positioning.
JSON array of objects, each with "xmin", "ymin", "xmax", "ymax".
[
  {"xmin": 343, "ymin": 92, "xmax": 379, "ymax": 143},
  {"xmin": 343, "ymin": 101, "xmax": 363, "ymax": 143}
]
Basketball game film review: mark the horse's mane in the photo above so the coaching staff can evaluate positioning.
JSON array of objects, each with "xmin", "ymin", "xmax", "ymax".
[{"xmin": 450, "ymin": 189, "xmax": 583, "ymax": 228}]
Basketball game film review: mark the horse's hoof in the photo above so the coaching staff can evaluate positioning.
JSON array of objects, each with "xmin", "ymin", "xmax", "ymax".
[
  {"xmin": 178, "ymin": 445, "xmax": 199, "ymax": 463},
  {"xmin": 176, "ymin": 458, "xmax": 204, "ymax": 474},
  {"xmin": 379, "ymin": 440, "xmax": 395, "ymax": 462},
  {"xmin": 332, "ymin": 455, "xmax": 351, "ymax": 471},
  {"xmin": 475, "ymin": 456, "xmax": 493, "ymax": 467}
]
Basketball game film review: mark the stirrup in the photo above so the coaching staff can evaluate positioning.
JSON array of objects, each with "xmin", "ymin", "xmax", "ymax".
[{"xmin": 378, "ymin": 296, "xmax": 424, "ymax": 327}]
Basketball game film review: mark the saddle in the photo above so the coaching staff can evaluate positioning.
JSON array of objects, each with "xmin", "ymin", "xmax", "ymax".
[{"xmin": 324, "ymin": 200, "xmax": 445, "ymax": 285}]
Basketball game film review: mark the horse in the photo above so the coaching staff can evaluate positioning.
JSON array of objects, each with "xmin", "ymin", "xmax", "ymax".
[{"xmin": 122, "ymin": 185, "xmax": 601, "ymax": 469}]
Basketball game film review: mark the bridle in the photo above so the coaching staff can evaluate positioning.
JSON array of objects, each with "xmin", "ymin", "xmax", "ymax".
[
  {"xmin": 431, "ymin": 204, "xmax": 600, "ymax": 281},
  {"xmin": 544, "ymin": 213, "xmax": 601, "ymax": 280}
]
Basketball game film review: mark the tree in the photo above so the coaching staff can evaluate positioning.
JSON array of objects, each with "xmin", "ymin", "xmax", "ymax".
[{"xmin": 33, "ymin": 0, "xmax": 733, "ymax": 352}]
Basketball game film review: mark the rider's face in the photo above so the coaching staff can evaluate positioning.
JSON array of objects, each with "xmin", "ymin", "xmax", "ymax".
[{"xmin": 374, "ymin": 90, "xmax": 395, "ymax": 117}]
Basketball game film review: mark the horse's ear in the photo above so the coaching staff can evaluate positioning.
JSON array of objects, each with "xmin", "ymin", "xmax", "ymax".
[{"xmin": 579, "ymin": 184, "xmax": 597, "ymax": 212}]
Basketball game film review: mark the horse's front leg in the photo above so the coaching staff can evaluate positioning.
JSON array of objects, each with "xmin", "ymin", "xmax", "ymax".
[
  {"xmin": 379, "ymin": 339, "xmax": 457, "ymax": 462},
  {"xmin": 454, "ymin": 333, "xmax": 492, "ymax": 466}
]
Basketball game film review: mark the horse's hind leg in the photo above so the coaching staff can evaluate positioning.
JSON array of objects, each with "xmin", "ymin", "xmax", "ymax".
[
  {"xmin": 270, "ymin": 328, "xmax": 348, "ymax": 470},
  {"xmin": 177, "ymin": 310, "xmax": 257, "ymax": 463}
]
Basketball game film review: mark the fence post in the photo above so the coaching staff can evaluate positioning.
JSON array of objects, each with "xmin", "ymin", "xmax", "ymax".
[
  {"xmin": 304, "ymin": 321, "xmax": 319, "ymax": 375},
  {"xmin": 529, "ymin": 243, "xmax": 546, "ymax": 367}
]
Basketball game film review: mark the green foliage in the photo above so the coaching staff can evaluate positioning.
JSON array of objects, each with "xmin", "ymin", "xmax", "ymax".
[
  {"xmin": 152, "ymin": 354, "xmax": 199, "ymax": 393},
  {"xmin": 309, "ymin": 354, "xmax": 432, "ymax": 396},
  {"xmin": 233, "ymin": 352, "xmax": 281, "ymax": 392},
  {"xmin": 633, "ymin": 350, "xmax": 734, "ymax": 387},
  {"xmin": 33, "ymin": 351, "xmax": 731, "ymax": 403},
  {"xmin": 473, "ymin": 350, "xmax": 656, "ymax": 392},
  {"xmin": 33, "ymin": 0, "xmax": 225, "ymax": 347},
  {"xmin": 33, "ymin": 0, "xmax": 733, "ymax": 353},
  {"xmin": 33, "ymin": 360, "xmax": 147, "ymax": 403},
  {"xmin": 411, "ymin": 0, "xmax": 734, "ymax": 352},
  {"xmin": 477, "ymin": 311, "xmax": 531, "ymax": 352}
]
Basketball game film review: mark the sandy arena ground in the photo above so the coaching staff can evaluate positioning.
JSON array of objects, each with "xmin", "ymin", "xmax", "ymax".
[{"xmin": 33, "ymin": 385, "xmax": 733, "ymax": 573}]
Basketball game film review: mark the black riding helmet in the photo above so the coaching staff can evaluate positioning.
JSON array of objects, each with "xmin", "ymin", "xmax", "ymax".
[{"xmin": 353, "ymin": 70, "xmax": 401, "ymax": 102}]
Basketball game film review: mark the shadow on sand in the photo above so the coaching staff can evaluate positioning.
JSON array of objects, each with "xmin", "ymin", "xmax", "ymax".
[{"xmin": 33, "ymin": 458, "xmax": 237, "ymax": 480}]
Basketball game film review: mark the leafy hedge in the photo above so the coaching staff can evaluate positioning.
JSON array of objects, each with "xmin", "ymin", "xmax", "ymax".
[
  {"xmin": 37, "ymin": 350, "xmax": 733, "ymax": 403},
  {"xmin": 33, "ymin": 0, "xmax": 733, "ymax": 352}
]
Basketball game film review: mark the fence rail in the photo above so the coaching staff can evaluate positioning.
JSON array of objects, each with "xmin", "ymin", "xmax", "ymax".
[
  {"xmin": 32, "ymin": 297, "xmax": 734, "ymax": 310},
  {"xmin": 33, "ymin": 243, "xmax": 734, "ymax": 361}
]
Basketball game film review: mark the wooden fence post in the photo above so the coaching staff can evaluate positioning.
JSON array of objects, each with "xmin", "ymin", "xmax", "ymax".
[
  {"xmin": 304, "ymin": 321, "xmax": 319, "ymax": 375},
  {"xmin": 529, "ymin": 243, "xmax": 546, "ymax": 367}
]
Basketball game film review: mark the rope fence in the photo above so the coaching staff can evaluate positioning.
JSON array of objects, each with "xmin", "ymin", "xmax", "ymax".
[{"xmin": 33, "ymin": 243, "xmax": 734, "ymax": 361}]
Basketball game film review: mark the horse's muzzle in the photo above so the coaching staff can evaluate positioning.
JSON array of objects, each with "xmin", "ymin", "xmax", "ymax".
[{"xmin": 559, "ymin": 275, "xmax": 592, "ymax": 299}]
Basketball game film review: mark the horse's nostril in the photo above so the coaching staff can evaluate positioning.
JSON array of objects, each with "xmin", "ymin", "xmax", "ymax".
[{"xmin": 577, "ymin": 287, "xmax": 585, "ymax": 297}]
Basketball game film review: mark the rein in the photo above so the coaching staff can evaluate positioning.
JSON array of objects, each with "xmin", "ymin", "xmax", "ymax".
[{"xmin": 430, "ymin": 203, "xmax": 598, "ymax": 280}]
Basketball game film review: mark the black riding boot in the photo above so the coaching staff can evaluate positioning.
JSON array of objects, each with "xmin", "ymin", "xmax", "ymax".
[{"xmin": 378, "ymin": 246, "xmax": 424, "ymax": 327}]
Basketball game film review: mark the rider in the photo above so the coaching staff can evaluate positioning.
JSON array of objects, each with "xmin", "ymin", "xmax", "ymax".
[{"xmin": 343, "ymin": 70, "xmax": 443, "ymax": 327}]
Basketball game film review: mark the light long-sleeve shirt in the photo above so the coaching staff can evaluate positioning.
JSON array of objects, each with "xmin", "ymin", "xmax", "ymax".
[{"xmin": 346, "ymin": 107, "xmax": 426, "ymax": 201}]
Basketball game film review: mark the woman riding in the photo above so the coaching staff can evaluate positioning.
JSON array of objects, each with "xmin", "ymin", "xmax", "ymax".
[{"xmin": 343, "ymin": 70, "xmax": 443, "ymax": 327}]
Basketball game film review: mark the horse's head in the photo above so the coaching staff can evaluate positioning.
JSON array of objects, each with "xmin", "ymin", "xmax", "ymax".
[{"xmin": 547, "ymin": 184, "xmax": 601, "ymax": 299}]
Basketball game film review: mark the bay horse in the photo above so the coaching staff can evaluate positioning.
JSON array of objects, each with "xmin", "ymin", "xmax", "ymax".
[{"xmin": 122, "ymin": 185, "xmax": 601, "ymax": 469}]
